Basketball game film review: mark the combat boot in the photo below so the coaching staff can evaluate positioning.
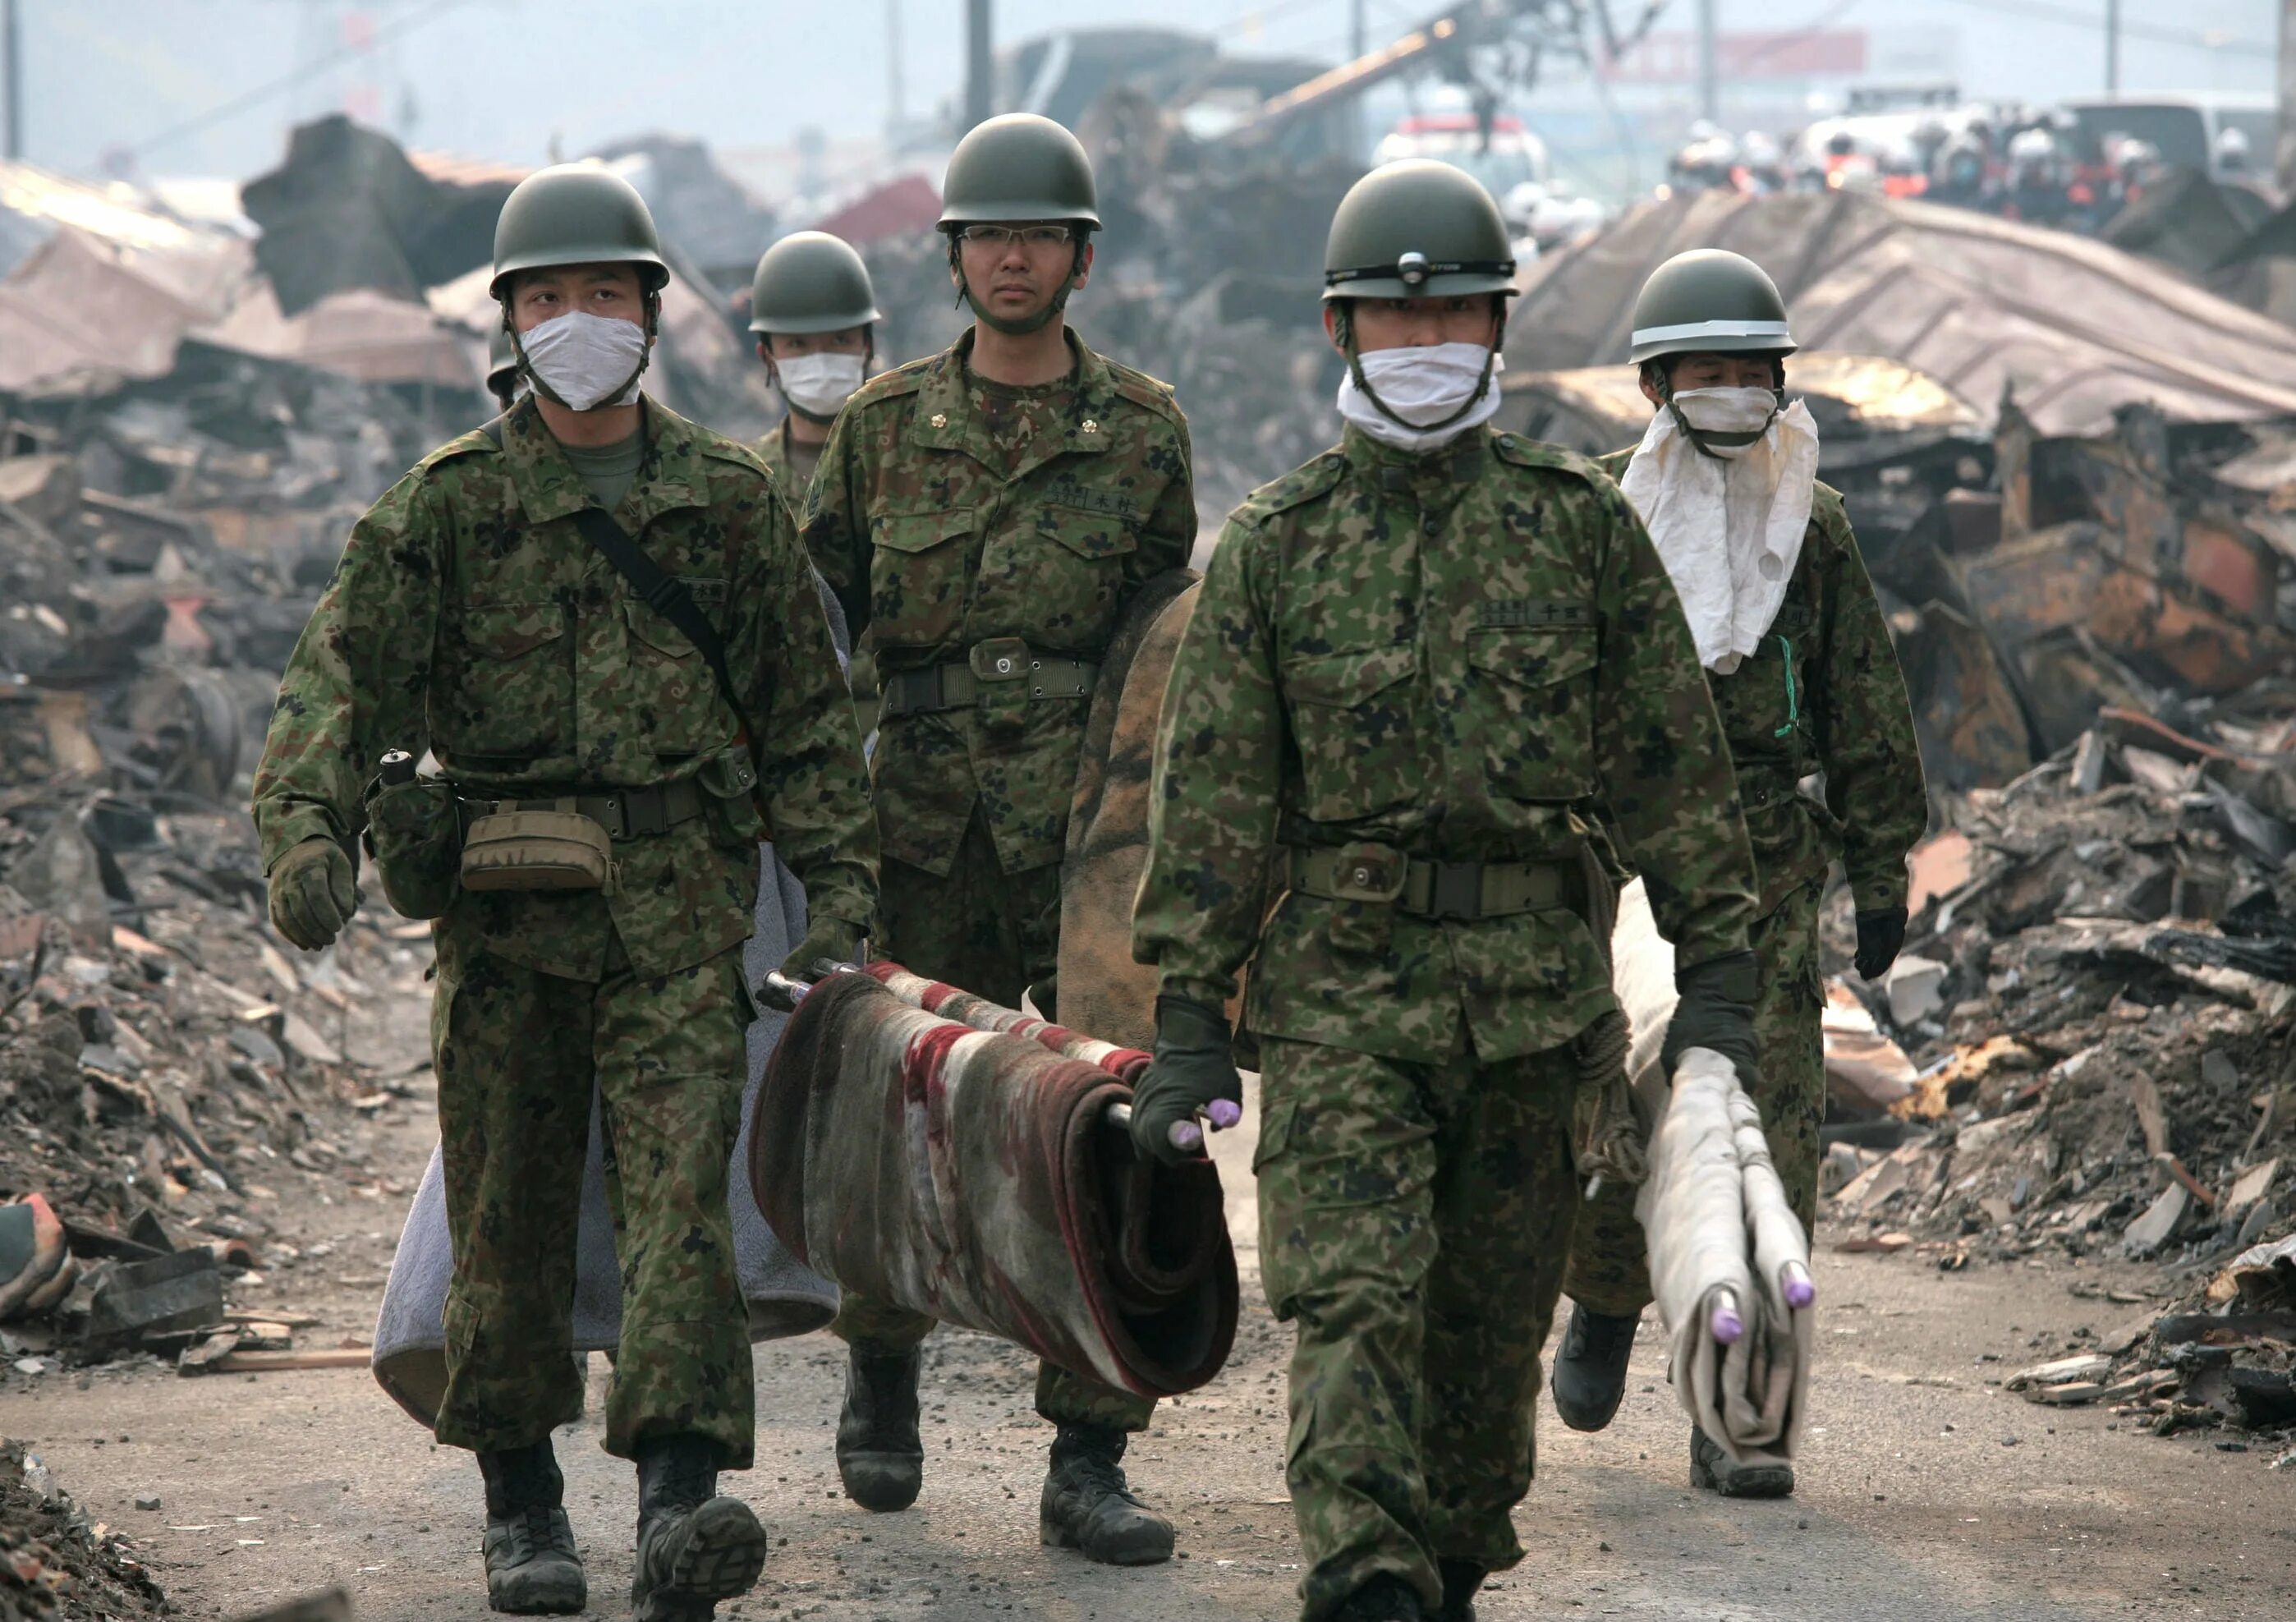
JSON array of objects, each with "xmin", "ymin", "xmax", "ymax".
[
  {"xmin": 1436, "ymin": 1558, "xmax": 1486, "ymax": 1621},
  {"xmin": 1333, "ymin": 1574, "xmax": 1426, "ymax": 1621},
  {"xmin": 476, "ymin": 1441, "xmax": 585, "ymax": 1615},
  {"xmin": 1690, "ymin": 1427, "xmax": 1794, "ymax": 1499},
  {"xmin": 835, "ymin": 1342, "xmax": 923, "ymax": 1511},
  {"xmin": 1549, "ymin": 1303, "xmax": 1640, "ymax": 1433},
  {"xmin": 630, "ymin": 1436, "xmax": 768, "ymax": 1622},
  {"xmin": 1038, "ymin": 1422, "xmax": 1175, "ymax": 1565}
]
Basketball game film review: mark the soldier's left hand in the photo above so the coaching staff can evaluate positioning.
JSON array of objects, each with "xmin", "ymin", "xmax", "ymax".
[
  {"xmin": 1853, "ymin": 906, "xmax": 1908, "ymax": 982},
  {"xmin": 1130, "ymin": 995, "xmax": 1243, "ymax": 1166},
  {"xmin": 779, "ymin": 915, "xmax": 866, "ymax": 981}
]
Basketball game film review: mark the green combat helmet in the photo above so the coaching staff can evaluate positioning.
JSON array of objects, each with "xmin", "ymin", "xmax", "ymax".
[
  {"xmin": 1321, "ymin": 159, "xmax": 1517, "ymax": 435},
  {"xmin": 1628, "ymin": 249, "xmax": 1795, "ymax": 453},
  {"xmin": 489, "ymin": 163, "xmax": 669, "ymax": 407},
  {"xmin": 489, "ymin": 163, "xmax": 670, "ymax": 301},
  {"xmin": 939, "ymin": 113, "xmax": 1099, "ymax": 336},
  {"xmin": 748, "ymin": 231, "xmax": 884, "ymax": 336}
]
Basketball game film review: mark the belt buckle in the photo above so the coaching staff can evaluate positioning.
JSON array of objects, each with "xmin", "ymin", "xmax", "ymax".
[
  {"xmin": 620, "ymin": 791, "xmax": 668, "ymax": 839},
  {"xmin": 970, "ymin": 636, "xmax": 1031, "ymax": 683},
  {"xmin": 1325, "ymin": 843, "xmax": 1406, "ymax": 904},
  {"xmin": 1426, "ymin": 861, "xmax": 1483, "ymax": 921}
]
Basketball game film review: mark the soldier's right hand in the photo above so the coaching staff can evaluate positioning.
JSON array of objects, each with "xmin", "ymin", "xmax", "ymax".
[
  {"xmin": 1129, "ymin": 995, "xmax": 1244, "ymax": 1166},
  {"xmin": 267, "ymin": 837, "xmax": 356, "ymax": 952}
]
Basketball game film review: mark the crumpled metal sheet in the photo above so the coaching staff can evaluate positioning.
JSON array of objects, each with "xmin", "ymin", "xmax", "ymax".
[{"xmin": 1506, "ymin": 190, "xmax": 2296, "ymax": 438}]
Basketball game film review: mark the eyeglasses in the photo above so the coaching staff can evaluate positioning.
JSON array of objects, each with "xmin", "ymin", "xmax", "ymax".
[{"xmin": 957, "ymin": 224, "xmax": 1074, "ymax": 250}]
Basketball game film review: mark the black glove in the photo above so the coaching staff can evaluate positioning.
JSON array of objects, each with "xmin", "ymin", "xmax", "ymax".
[
  {"xmin": 1854, "ymin": 906, "xmax": 1909, "ymax": 982},
  {"xmin": 778, "ymin": 915, "xmax": 865, "ymax": 981},
  {"xmin": 267, "ymin": 837, "xmax": 356, "ymax": 952},
  {"xmin": 1661, "ymin": 949, "xmax": 1760, "ymax": 1082},
  {"xmin": 1129, "ymin": 995, "xmax": 1243, "ymax": 1167}
]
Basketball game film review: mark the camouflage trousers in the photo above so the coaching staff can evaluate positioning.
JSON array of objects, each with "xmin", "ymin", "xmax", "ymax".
[
  {"xmin": 1564, "ymin": 875, "xmax": 1826, "ymax": 1317},
  {"xmin": 832, "ymin": 807, "xmax": 1155, "ymax": 1432},
  {"xmin": 431, "ymin": 925, "xmax": 755, "ymax": 1468},
  {"xmin": 1256, "ymin": 1032, "xmax": 1581, "ymax": 1622}
]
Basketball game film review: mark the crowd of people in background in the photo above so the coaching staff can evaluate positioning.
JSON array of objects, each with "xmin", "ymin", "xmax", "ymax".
[{"xmin": 1661, "ymin": 99, "xmax": 2279, "ymax": 237}]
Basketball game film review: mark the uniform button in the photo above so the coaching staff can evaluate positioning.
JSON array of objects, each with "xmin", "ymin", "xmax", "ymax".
[
  {"xmin": 996, "ymin": 657, "xmax": 1014, "ymax": 674},
  {"xmin": 930, "ymin": 412, "xmax": 948, "ymax": 429},
  {"xmin": 1353, "ymin": 867, "xmax": 1371, "ymax": 885},
  {"xmin": 1421, "ymin": 516, "xmax": 1440, "ymax": 536},
  {"xmin": 1081, "ymin": 419, "xmax": 1099, "ymax": 435}
]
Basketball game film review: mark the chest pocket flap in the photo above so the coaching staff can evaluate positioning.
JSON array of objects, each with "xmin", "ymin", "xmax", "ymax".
[
  {"xmin": 875, "ymin": 509, "xmax": 973, "ymax": 553},
  {"xmin": 1467, "ymin": 618, "xmax": 1600, "ymax": 802},
  {"xmin": 1284, "ymin": 642, "xmax": 1417, "ymax": 822}
]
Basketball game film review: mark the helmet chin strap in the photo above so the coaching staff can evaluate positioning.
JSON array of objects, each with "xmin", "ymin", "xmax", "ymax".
[{"xmin": 1334, "ymin": 300, "xmax": 1500, "ymax": 437}]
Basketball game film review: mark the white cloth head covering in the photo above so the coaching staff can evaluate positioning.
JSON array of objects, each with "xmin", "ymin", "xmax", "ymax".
[{"xmin": 1618, "ymin": 387, "xmax": 1821, "ymax": 673}]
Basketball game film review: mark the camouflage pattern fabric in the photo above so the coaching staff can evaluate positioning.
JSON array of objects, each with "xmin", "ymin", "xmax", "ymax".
[
  {"xmin": 829, "ymin": 811, "xmax": 1153, "ymax": 1430},
  {"xmin": 1591, "ymin": 453, "xmax": 1926, "ymax": 918},
  {"xmin": 1564, "ymin": 455, "xmax": 1924, "ymax": 1316},
  {"xmin": 1132, "ymin": 421, "xmax": 1761, "ymax": 1620},
  {"xmin": 252, "ymin": 393, "xmax": 878, "ymax": 979},
  {"xmin": 758, "ymin": 418, "xmax": 877, "ymax": 740},
  {"xmin": 251, "ymin": 393, "xmax": 878, "ymax": 1463},
  {"xmin": 1256, "ymin": 1033, "xmax": 1581, "ymax": 1620},
  {"xmin": 433, "ymin": 933, "xmax": 755, "ymax": 1466},
  {"xmin": 1564, "ymin": 878, "xmax": 1825, "ymax": 1316},
  {"xmin": 801, "ymin": 327, "xmax": 1195, "ymax": 878},
  {"xmin": 1132, "ymin": 424, "xmax": 1760, "ymax": 1063}
]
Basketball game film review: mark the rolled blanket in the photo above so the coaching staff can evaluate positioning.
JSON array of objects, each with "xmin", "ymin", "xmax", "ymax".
[
  {"xmin": 751, "ymin": 967, "xmax": 1237, "ymax": 1399},
  {"xmin": 1637, "ymin": 1048, "xmax": 1814, "ymax": 1467}
]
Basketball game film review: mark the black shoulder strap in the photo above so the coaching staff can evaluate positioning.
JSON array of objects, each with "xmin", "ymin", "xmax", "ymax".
[
  {"xmin": 480, "ymin": 416, "xmax": 761, "ymax": 752},
  {"xmin": 572, "ymin": 507, "xmax": 755, "ymax": 747}
]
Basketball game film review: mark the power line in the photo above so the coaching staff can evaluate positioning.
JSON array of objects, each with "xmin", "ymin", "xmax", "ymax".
[{"xmin": 126, "ymin": 0, "xmax": 472, "ymax": 159}]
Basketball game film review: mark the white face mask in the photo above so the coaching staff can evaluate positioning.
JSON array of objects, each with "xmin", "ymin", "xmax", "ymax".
[
  {"xmin": 516, "ymin": 310, "xmax": 650, "ymax": 411},
  {"xmin": 1335, "ymin": 341, "xmax": 1504, "ymax": 453},
  {"xmin": 1667, "ymin": 386, "xmax": 1780, "ymax": 460},
  {"xmin": 774, "ymin": 352, "xmax": 868, "ymax": 418}
]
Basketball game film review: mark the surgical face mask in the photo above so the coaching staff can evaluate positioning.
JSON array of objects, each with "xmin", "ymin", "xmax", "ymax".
[
  {"xmin": 514, "ymin": 310, "xmax": 650, "ymax": 411},
  {"xmin": 1666, "ymin": 385, "xmax": 1780, "ymax": 460},
  {"xmin": 774, "ymin": 352, "xmax": 868, "ymax": 418},
  {"xmin": 1335, "ymin": 341, "xmax": 1503, "ymax": 453}
]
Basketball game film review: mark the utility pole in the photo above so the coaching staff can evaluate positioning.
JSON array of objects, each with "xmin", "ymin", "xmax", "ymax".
[
  {"xmin": 2105, "ymin": 0, "xmax": 2120, "ymax": 94},
  {"xmin": 2, "ymin": 0, "xmax": 20, "ymax": 162},
  {"xmin": 1697, "ymin": 0, "xmax": 1718, "ymax": 125},
  {"xmin": 964, "ymin": 0, "xmax": 993, "ymax": 132},
  {"xmin": 2281, "ymin": 0, "xmax": 2296, "ymax": 194}
]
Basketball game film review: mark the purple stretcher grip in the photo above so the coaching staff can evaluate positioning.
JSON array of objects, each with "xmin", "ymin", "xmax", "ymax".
[
  {"xmin": 1711, "ymin": 1293, "xmax": 1744, "ymax": 1344},
  {"xmin": 1168, "ymin": 1121, "xmax": 1204, "ymax": 1151},
  {"xmin": 1207, "ymin": 1098, "xmax": 1242, "ymax": 1130},
  {"xmin": 1781, "ymin": 1261, "xmax": 1815, "ymax": 1309}
]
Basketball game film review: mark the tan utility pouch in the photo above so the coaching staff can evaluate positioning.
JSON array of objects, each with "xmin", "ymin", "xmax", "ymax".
[{"xmin": 459, "ymin": 810, "xmax": 612, "ymax": 892}]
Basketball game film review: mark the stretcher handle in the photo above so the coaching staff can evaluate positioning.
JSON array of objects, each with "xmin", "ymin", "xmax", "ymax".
[{"xmin": 757, "ymin": 960, "xmax": 865, "ymax": 1013}]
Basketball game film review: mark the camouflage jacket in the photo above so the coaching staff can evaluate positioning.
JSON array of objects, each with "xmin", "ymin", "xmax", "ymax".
[
  {"xmin": 801, "ymin": 329, "xmax": 1194, "ymax": 876},
  {"xmin": 1132, "ymin": 425, "xmax": 1760, "ymax": 1064},
  {"xmin": 1596, "ymin": 449, "xmax": 1926, "ymax": 917},
  {"xmin": 754, "ymin": 417, "xmax": 824, "ymax": 508},
  {"xmin": 252, "ymin": 395, "xmax": 878, "ymax": 982}
]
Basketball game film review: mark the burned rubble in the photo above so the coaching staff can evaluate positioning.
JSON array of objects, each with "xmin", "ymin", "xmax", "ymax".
[{"xmin": 0, "ymin": 1440, "xmax": 168, "ymax": 1620}]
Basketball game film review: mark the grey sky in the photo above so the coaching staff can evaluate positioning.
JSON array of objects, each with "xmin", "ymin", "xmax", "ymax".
[{"xmin": 13, "ymin": 0, "xmax": 2282, "ymax": 185}]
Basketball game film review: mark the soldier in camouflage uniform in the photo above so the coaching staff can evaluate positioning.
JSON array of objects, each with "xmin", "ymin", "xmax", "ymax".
[
  {"xmin": 1127, "ymin": 162, "xmax": 1762, "ymax": 1622},
  {"xmin": 1549, "ymin": 250, "xmax": 1927, "ymax": 1500},
  {"xmin": 748, "ymin": 230, "xmax": 884, "ymax": 737},
  {"xmin": 252, "ymin": 166, "xmax": 878, "ymax": 1620},
  {"xmin": 800, "ymin": 113, "xmax": 1195, "ymax": 1565}
]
